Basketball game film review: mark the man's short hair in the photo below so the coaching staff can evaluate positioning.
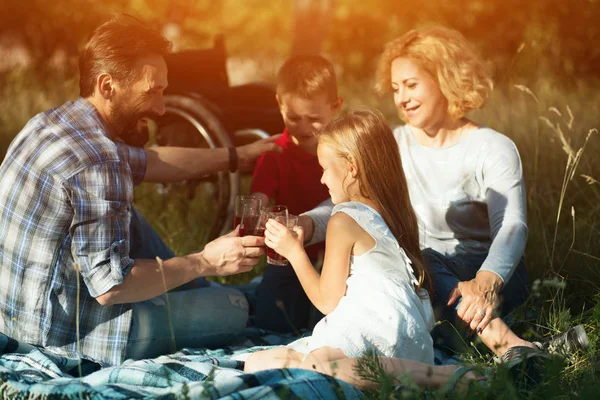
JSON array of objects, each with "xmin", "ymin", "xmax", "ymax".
[
  {"xmin": 79, "ymin": 14, "xmax": 172, "ymax": 97},
  {"xmin": 276, "ymin": 55, "xmax": 338, "ymax": 102}
]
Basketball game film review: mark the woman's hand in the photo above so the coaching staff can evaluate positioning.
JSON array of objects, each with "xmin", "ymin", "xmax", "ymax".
[
  {"xmin": 264, "ymin": 218, "xmax": 304, "ymax": 261},
  {"xmin": 297, "ymin": 214, "xmax": 315, "ymax": 243},
  {"xmin": 447, "ymin": 271, "xmax": 503, "ymax": 333}
]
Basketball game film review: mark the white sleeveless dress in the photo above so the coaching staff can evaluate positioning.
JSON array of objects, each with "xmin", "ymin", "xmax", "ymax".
[{"xmin": 287, "ymin": 202, "xmax": 435, "ymax": 364}]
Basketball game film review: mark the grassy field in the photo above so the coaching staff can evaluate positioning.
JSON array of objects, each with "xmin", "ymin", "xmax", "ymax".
[{"xmin": 1, "ymin": 67, "xmax": 599, "ymax": 398}]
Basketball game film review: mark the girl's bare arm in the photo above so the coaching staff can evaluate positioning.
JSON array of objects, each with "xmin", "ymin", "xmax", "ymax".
[{"xmin": 288, "ymin": 212, "xmax": 358, "ymax": 314}]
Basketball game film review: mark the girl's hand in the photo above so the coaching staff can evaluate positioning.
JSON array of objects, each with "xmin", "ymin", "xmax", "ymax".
[{"xmin": 264, "ymin": 219, "xmax": 304, "ymax": 260}]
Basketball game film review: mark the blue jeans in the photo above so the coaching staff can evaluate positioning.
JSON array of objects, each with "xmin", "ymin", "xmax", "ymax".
[
  {"xmin": 124, "ymin": 208, "xmax": 249, "ymax": 360},
  {"xmin": 424, "ymin": 248, "xmax": 529, "ymax": 352},
  {"xmin": 254, "ymin": 263, "xmax": 322, "ymax": 333}
]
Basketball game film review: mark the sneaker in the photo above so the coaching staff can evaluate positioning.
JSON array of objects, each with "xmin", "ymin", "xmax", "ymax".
[
  {"xmin": 499, "ymin": 346, "xmax": 552, "ymax": 389},
  {"xmin": 500, "ymin": 345, "xmax": 547, "ymax": 365},
  {"xmin": 543, "ymin": 325, "xmax": 589, "ymax": 357}
]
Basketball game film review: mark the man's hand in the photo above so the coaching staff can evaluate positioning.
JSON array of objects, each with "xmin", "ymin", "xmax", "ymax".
[
  {"xmin": 198, "ymin": 227, "xmax": 266, "ymax": 276},
  {"xmin": 447, "ymin": 271, "xmax": 503, "ymax": 333},
  {"xmin": 237, "ymin": 134, "xmax": 282, "ymax": 171}
]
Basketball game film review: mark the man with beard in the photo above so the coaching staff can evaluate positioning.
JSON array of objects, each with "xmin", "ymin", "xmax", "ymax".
[{"xmin": 0, "ymin": 15, "xmax": 280, "ymax": 367}]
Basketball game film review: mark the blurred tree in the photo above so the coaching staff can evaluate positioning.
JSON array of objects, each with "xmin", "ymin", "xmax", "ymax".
[
  {"xmin": 324, "ymin": 0, "xmax": 600, "ymax": 81},
  {"xmin": 216, "ymin": 0, "xmax": 291, "ymax": 59},
  {"xmin": 0, "ymin": 0, "xmax": 598, "ymax": 80},
  {"xmin": 1, "ymin": 1, "xmax": 111, "ymax": 72},
  {"xmin": 290, "ymin": 0, "xmax": 334, "ymax": 56},
  {"xmin": 0, "ymin": 0, "xmax": 222, "ymax": 72}
]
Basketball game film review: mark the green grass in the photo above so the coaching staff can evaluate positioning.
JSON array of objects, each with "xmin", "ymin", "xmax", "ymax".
[{"xmin": 1, "ymin": 67, "xmax": 599, "ymax": 397}]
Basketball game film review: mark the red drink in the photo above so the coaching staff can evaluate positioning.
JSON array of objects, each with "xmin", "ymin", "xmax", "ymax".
[
  {"xmin": 233, "ymin": 196, "xmax": 262, "ymax": 230},
  {"xmin": 260, "ymin": 205, "xmax": 289, "ymax": 266},
  {"xmin": 238, "ymin": 215, "xmax": 261, "ymax": 237},
  {"xmin": 267, "ymin": 247, "xmax": 288, "ymax": 266}
]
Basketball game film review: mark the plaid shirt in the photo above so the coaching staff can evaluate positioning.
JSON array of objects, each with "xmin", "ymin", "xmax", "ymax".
[{"xmin": 0, "ymin": 98, "xmax": 146, "ymax": 366}]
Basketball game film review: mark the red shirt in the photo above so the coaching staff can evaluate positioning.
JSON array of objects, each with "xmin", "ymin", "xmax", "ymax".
[{"xmin": 250, "ymin": 129, "xmax": 329, "ymax": 260}]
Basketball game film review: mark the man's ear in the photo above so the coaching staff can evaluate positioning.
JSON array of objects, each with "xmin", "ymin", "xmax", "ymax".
[{"xmin": 97, "ymin": 73, "xmax": 114, "ymax": 100}]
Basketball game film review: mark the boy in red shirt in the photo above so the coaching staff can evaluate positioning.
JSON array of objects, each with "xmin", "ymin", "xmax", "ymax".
[{"xmin": 251, "ymin": 55, "xmax": 343, "ymax": 332}]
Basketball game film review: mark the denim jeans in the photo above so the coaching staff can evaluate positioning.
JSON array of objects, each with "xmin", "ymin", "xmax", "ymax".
[
  {"xmin": 254, "ymin": 263, "xmax": 322, "ymax": 333},
  {"xmin": 124, "ymin": 208, "xmax": 249, "ymax": 360},
  {"xmin": 423, "ymin": 248, "xmax": 529, "ymax": 352}
]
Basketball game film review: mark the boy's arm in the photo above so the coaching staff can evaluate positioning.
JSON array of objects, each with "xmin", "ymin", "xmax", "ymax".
[{"xmin": 287, "ymin": 212, "xmax": 355, "ymax": 314}]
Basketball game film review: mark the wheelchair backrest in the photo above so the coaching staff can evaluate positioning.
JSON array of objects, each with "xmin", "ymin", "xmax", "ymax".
[{"xmin": 164, "ymin": 35, "xmax": 229, "ymax": 97}]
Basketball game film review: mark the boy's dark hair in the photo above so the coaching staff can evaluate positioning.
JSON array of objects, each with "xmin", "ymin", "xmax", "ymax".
[
  {"xmin": 276, "ymin": 55, "xmax": 338, "ymax": 102},
  {"xmin": 79, "ymin": 14, "xmax": 172, "ymax": 97}
]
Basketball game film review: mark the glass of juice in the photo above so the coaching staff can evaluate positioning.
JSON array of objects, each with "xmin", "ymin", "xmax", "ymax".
[
  {"xmin": 234, "ymin": 195, "xmax": 262, "ymax": 232},
  {"xmin": 239, "ymin": 205, "xmax": 263, "ymax": 237},
  {"xmin": 263, "ymin": 206, "xmax": 292, "ymax": 266},
  {"xmin": 268, "ymin": 213, "xmax": 299, "ymax": 266}
]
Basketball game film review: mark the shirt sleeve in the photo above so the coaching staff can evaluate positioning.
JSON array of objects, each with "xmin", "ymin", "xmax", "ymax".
[
  {"xmin": 301, "ymin": 198, "xmax": 334, "ymax": 246},
  {"xmin": 250, "ymin": 153, "xmax": 280, "ymax": 199},
  {"xmin": 115, "ymin": 142, "xmax": 147, "ymax": 185},
  {"xmin": 478, "ymin": 138, "xmax": 528, "ymax": 283},
  {"xmin": 67, "ymin": 162, "xmax": 135, "ymax": 298}
]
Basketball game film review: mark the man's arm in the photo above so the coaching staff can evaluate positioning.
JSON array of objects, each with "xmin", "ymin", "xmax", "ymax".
[
  {"xmin": 68, "ymin": 163, "xmax": 265, "ymax": 306},
  {"xmin": 96, "ymin": 230, "xmax": 265, "ymax": 305},
  {"xmin": 143, "ymin": 135, "xmax": 281, "ymax": 183}
]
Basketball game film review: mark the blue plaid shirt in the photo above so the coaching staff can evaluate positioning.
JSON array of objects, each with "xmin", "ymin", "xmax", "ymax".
[{"xmin": 0, "ymin": 98, "xmax": 146, "ymax": 366}]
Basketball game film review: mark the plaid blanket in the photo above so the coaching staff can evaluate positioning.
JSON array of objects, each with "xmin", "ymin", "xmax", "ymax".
[{"xmin": 0, "ymin": 329, "xmax": 364, "ymax": 399}]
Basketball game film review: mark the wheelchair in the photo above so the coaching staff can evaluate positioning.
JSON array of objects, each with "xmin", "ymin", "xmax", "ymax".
[{"xmin": 151, "ymin": 36, "xmax": 284, "ymax": 241}]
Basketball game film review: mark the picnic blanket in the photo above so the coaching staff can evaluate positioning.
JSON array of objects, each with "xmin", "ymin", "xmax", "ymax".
[{"xmin": 0, "ymin": 328, "xmax": 364, "ymax": 399}]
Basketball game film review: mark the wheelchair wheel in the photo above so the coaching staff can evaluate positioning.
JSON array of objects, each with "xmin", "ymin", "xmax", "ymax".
[{"xmin": 150, "ymin": 93, "xmax": 239, "ymax": 242}]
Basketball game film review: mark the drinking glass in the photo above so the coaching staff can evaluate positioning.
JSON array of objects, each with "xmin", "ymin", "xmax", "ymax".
[
  {"xmin": 233, "ymin": 195, "xmax": 262, "ymax": 233},
  {"xmin": 264, "ymin": 206, "xmax": 294, "ymax": 266}
]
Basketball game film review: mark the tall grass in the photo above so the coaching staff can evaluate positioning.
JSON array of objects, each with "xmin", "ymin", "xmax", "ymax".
[
  {"xmin": 0, "ymin": 68, "xmax": 78, "ymax": 156},
  {"xmin": 1, "ymin": 66, "xmax": 598, "ymax": 397}
]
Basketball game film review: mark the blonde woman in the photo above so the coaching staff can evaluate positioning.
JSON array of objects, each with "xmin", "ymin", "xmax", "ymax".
[
  {"xmin": 301, "ymin": 27, "xmax": 587, "ymax": 361},
  {"xmin": 375, "ymin": 26, "xmax": 534, "ymax": 356}
]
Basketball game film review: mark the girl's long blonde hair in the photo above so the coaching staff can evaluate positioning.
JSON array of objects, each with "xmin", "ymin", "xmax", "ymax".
[{"xmin": 318, "ymin": 108, "xmax": 431, "ymax": 294}]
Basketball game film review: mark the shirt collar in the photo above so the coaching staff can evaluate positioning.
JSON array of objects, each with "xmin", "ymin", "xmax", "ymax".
[
  {"xmin": 281, "ymin": 129, "xmax": 318, "ymax": 159},
  {"xmin": 73, "ymin": 97, "xmax": 114, "ymax": 140}
]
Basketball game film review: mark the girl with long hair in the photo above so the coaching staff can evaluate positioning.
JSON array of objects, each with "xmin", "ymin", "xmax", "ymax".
[{"xmin": 244, "ymin": 108, "xmax": 437, "ymax": 375}]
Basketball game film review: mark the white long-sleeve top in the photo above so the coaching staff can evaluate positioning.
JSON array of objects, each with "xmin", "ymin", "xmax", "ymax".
[{"xmin": 303, "ymin": 125, "xmax": 528, "ymax": 283}]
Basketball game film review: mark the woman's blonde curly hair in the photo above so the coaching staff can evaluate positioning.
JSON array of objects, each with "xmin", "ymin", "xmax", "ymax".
[{"xmin": 376, "ymin": 26, "xmax": 493, "ymax": 120}]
